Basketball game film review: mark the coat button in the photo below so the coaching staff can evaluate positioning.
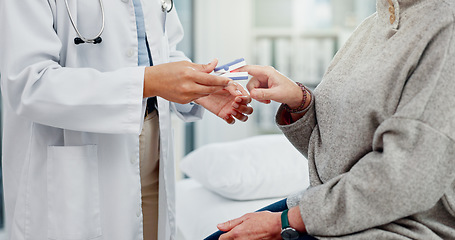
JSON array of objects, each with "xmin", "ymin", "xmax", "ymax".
[
  {"xmin": 130, "ymin": 153, "xmax": 138, "ymax": 164},
  {"xmin": 130, "ymin": 156, "xmax": 137, "ymax": 164},
  {"xmin": 121, "ymin": 0, "xmax": 129, "ymax": 3},
  {"xmin": 390, "ymin": 14, "xmax": 396, "ymax": 24},
  {"xmin": 136, "ymin": 210, "xmax": 141, "ymax": 217},
  {"xmin": 126, "ymin": 48, "xmax": 135, "ymax": 58},
  {"xmin": 387, "ymin": 0, "xmax": 395, "ymax": 24}
]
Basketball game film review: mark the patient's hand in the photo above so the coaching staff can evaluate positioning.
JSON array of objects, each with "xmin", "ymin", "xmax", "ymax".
[
  {"xmin": 195, "ymin": 81, "xmax": 253, "ymax": 124},
  {"xmin": 217, "ymin": 211, "xmax": 282, "ymax": 240},
  {"xmin": 240, "ymin": 65, "xmax": 305, "ymax": 109}
]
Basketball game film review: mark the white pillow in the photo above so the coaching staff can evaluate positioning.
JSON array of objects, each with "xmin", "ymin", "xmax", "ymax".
[{"xmin": 180, "ymin": 134, "xmax": 310, "ymax": 200}]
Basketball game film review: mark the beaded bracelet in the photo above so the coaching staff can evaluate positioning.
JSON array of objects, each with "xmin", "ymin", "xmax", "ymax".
[{"xmin": 284, "ymin": 82, "xmax": 309, "ymax": 114}]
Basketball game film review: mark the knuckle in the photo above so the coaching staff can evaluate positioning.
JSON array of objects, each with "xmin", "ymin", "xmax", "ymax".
[
  {"xmin": 231, "ymin": 230, "xmax": 241, "ymax": 238},
  {"xmin": 201, "ymin": 63, "xmax": 209, "ymax": 70},
  {"xmin": 212, "ymin": 86, "xmax": 223, "ymax": 92},
  {"xmin": 266, "ymin": 66, "xmax": 276, "ymax": 72},
  {"xmin": 180, "ymin": 96, "xmax": 192, "ymax": 104},
  {"xmin": 244, "ymin": 213, "xmax": 254, "ymax": 218},
  {"xmin": 208, "ymin": 86, "xmax": 216, "ymax": 92},
  {"xmin": 180, "ymin": 83, "xmax": 191, "ymax": 93},
  {"xmin": 182, "ymin": 70, "xmax": 193, "ymax": 79},
  {"xmin": 180, "ymin": 66, "xmax": 194, "ymax": 77}
]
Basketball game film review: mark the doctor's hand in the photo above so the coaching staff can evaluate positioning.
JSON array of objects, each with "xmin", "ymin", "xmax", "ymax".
[
  {"xmin": 239, "ymin": 65, "xmax": 305, "ymax": 109},
  {"xmin": 195, "ymin": 82, "xmax": 253, "ymax": 124},
  {"xmin": 143, "ymin": 59, "xmax": 231, "ymax": 104},
  {"xmin": 217, "ymin": 211, "xmax": 282, "ymax": 240}
]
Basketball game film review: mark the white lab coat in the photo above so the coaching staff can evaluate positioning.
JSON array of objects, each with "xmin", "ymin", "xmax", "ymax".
[{"xmin": 0, "ymin": 0, "xmax": 202, "ymax": 239}]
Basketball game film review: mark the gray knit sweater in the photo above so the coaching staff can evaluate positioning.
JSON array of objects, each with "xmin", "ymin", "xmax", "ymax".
[{"xmin": 277, "ymin": 0, "xmax": 455, "ymax": 239}]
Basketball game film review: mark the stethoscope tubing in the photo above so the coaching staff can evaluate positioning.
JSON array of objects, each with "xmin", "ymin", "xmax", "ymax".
[
  {"xmin": 64, "ymin": 0, "xmax": 105, "ymax": 44},
  {"xmin": 65, "ymin": 0, "xmax": 173, "ymax": 44}
]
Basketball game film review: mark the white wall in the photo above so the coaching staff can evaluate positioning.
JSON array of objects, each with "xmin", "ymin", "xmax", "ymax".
[
  {"xmin": 194, "ymin": 0, "xmax": 253, "ymax": 64},
  {"xmin": 193, "ymin": 0, "xmax": 264, "ymax": 148}
]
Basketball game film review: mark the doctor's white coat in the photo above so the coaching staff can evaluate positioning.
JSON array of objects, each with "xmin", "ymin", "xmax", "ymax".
[{"xmin": 0, "ymin": 0, "xmax": 202, "ymax": 239}]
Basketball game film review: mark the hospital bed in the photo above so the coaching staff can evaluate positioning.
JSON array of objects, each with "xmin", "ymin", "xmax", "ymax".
[{"xmin": 175, "ymin": 134, "xmax": 310, "ymax": 240}]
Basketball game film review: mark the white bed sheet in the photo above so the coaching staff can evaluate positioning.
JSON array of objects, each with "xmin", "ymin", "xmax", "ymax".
[{"xmin": 176, "ymin": 178, "xmax": 284, "ymax": 240}]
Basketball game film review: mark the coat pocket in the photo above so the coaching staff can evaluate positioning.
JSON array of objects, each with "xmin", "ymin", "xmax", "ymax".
[{"xmin": 47, "ymin": 145, "xmax": 102, "ymax": 240}]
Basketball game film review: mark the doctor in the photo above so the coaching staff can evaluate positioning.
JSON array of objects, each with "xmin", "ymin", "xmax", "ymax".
[{"xmin": 0, "ymin": 0, "xmax": 252, "ymax": 240}]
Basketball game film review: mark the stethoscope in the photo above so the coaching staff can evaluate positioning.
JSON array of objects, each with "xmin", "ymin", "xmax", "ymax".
[
  {"xmin": 161, "ymin": 0, "xmax": 174, "ymax": 13},
  {"xmin": 64, "ymin": 0, "xmax": 174, "ymax": 45}
]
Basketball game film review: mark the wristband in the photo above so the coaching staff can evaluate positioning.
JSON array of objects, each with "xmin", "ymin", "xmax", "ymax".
[{"xmin": 284, "ymin": 82, "xmax": 309, "ymax": 114}]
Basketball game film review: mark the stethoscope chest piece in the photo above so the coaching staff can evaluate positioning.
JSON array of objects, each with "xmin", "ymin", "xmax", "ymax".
[
  {"xmin": 65, "ymin": 0, "xmax": 105, "ymax": 45},
  {"xmin": 74, "ymin": 36, "xmax": 102, "ymax": 45}
]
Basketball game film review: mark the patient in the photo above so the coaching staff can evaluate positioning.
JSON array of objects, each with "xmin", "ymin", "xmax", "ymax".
[{"xmin": 208, "ymin": 0, "xmax": 455, "ymax": 239}]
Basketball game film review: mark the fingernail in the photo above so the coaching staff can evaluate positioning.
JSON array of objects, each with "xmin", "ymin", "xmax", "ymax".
[
  {"xmin": 236, "ymin": 90, "xmax": 243, "ymax": 95},
  {"xmin": 231, "ymin": 110, "xmax": 237, "ymax": 116},
  {"xmin": 207, "ymin": 59, "xmax": 215, "ymax": 65},
  {"xmin": 235, "ymin": 98, "xmax": 242, "ymax": 103},
  {"xmin": 232, "ymin": 103, "xmax": 239, "ymax": 109}
]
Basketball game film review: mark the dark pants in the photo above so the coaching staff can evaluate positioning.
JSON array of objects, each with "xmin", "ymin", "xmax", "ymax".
[{"xmin": 204, "ymin": 198, "xmax": 317, "ymax": 240}]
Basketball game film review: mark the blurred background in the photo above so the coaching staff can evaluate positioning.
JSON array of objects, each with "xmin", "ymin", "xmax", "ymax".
[
  {"xmin": 171, "ymin": 0, "xmax": 376, "ymax": 178},
  {"xmin": 0, "ymin": 0, "xmax": 377, "ymax": 237}
]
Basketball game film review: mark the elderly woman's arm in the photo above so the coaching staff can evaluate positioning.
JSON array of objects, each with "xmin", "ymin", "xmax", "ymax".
[
  {"xmin": 241, "ymin": 65, "xmax": 316, "ymax": 158},
  {"xmin": 278, "ymin": 20, "xmax": 455, "ymax": 237},
  {"xmin": 217, "ymin": 14, "xmax": 455, "ymax": 239}
]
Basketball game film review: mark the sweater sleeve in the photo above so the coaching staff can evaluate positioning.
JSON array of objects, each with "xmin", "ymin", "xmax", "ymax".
[
  {"xmin": 277, "ymin": 88, "xmax": 317, "ymax": 159},
  {"xmin": 286, "ymin": 19, "xmax": 455, "ymax": 236}
]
